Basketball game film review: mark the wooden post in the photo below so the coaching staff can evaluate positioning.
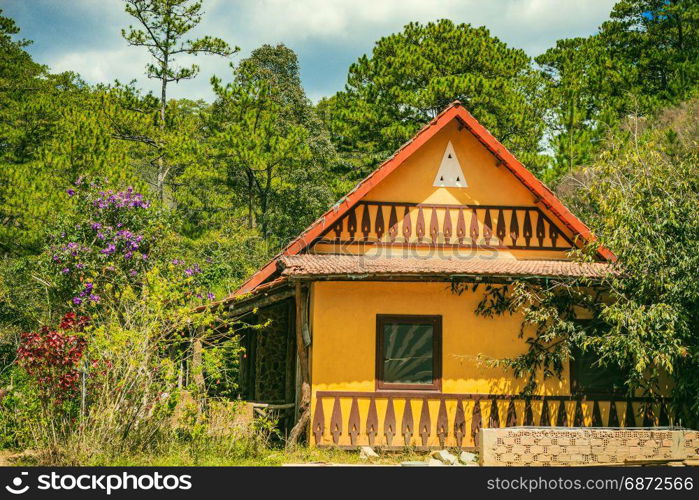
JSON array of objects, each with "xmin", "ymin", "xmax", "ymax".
[
  {"xmin": 288, "ymin": 282, "xmax": 311, "ymax": 447},
  {"xmin": 192, "ymin": 330, "xmax": 206, "ymax": 414}
]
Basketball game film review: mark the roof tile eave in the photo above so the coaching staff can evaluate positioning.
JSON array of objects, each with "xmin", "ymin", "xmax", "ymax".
[{"xmin": 278, "ymin": 254, "xmax": 613, "ymax": 280}]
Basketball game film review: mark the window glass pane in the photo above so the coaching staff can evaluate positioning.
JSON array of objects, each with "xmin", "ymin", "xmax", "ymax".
[
  {"xmin": 574, "ymin": 348, "xmax": 627, "ymax": 394},
  {"xmin": 382, "ymin": 322, "xmax": 433, "ymax": 385}
]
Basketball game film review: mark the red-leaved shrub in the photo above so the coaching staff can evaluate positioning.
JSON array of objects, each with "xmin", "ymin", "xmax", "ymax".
[{"xmin": 17, "ymin": 313, "xmax": 89, "ymax": 405}]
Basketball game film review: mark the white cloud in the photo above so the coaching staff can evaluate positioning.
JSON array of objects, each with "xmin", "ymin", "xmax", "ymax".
[
  {"xmin": 50, "ymin": 34, "xmax": 235, "ymax": 101},
  {"xmin": 52, "ymin": 47, "xmax": 147, "ymax": 85},
  {"xmin": 218, "ymin": 0, "xmax": 615, "ymax": 53}
]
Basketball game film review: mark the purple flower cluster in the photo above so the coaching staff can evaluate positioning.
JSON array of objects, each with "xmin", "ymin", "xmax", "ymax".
[
  {"xmin": 51, "ymin": 184, "xmax": 154, "ymax": 309},
  {"xmin": 91, "ymin": 223, "xmax": 144, "ymax": 261},
  {"xmin": 52, "ymin": 242, "xmax": 90, "ymax": 274},
  {"xmin": 55, "ymin": 182, "xmax": 219, "ymax": 308},
  {"xmin": 93, "ymin": 188, "xmax": 150, "ymax": 210},
  {"xmin": 184, "ymin": 264, "xmax": 201, "ymax": 277},
  {"xmin": 72, "ymin": 282, "xmax": 100, "ymax": 305},
  {"xmin": 169, "ymin": 260, "xmax": 214, "ymax": 302}
]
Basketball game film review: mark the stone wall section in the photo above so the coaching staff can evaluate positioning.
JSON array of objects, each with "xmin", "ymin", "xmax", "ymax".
[{"xmin": 480, "ymin": 427, "xmax": 699, "ymax": 466}]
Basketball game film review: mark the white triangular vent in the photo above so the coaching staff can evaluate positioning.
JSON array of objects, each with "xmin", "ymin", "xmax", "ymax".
[{"xmin": 433, "ymin": 141, "xmax": 467, "ymax": 188}]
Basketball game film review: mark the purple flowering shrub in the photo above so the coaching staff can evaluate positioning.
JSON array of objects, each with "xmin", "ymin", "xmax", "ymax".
[
  {"xmin": 47, "ymin": 180, "xmax": 156, "ymax": 309},
  {"xmin": 47, "ymin": 180, "xmax": 218, "ymax": 312}
]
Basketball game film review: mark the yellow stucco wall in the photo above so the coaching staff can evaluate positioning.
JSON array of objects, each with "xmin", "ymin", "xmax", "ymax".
[
  {"xmin": 363, "ymin": 120, "xmax": 538, "ymax": 207},
  {"xmin": 307, "ymin": 281, "xmax": 663, "ymax": 448},
  {"xmin": 309, "ymin": 281, "xmax": 581, "ymax": 448},
  {"xmin": 310, "ymin": 281, "xmax": 568, "ymax": 395}
]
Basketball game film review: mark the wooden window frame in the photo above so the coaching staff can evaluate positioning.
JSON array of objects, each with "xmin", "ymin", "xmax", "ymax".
[{"xmin": 375, "ymin": 314, "xmax": 442, "ymax": 392}]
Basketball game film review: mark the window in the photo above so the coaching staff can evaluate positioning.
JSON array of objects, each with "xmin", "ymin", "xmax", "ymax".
[
  {"xmin": 376, "ymin": 315, "xmax": 441, "ymax": 391},
  {"xmin": 570, "ymin": 346, "xmax": 627, "ymax": 395},
  {"xmin": 570, "ymin": 321, "xmax": 628, "ymax": 395}
]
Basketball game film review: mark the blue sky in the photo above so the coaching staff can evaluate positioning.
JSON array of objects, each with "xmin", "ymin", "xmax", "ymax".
[{"xmin": 3, "ymin": 0, "xmax": 616, "ymax": 102}]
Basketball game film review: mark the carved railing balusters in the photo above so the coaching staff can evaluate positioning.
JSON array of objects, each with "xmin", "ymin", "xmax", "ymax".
[
  {"xmin": 608, "ymin": 401, "xmax": 620, "ymax": 426},
  {"xmin": 347, "ymin": 209, "xmax": 357, "ymax": 241},
  {"xmin": 524, "ymin": 399, "xmax": 534, "ymax": 426},
  {"xmin": 330, "ymin": 396, "xmax": 342, "ymax": 445},
  {"xmin": 401, "ymin": 206, "xmax": 411, "ymax": 241},
  {"xmin": 456, "ymin": 208, "xmax": 466, "ymax": 243},
  {"xmin": 360, "ymin": 204, "xmax": 371, "ymax": 240},
  {"xmin": 557, "ymin": 400, "xmax": 568, "ymax": 427},
  {"xmin": 366, "ymin": 398, "xmax": 378, "ymax": 446},
  {"xmin": 469, "ymin": 208, "xmax": 479, "ymax": 242},
  {"xmin": 418, "ymin": 399, "xmax": 431, "ymax": 446},
  {"xmin": 573, "ymin": 400, "xmax": 584, "ymax": 427},
  {"xmin": 443, "ymin": 207, "xmax": 453, "ymax": 243},
  {"xmin": 401, "ymin": 398, "xmax": 414, "ymax": 446},
  {"xmin": 416, "ymin": 207, "xmax": 425, "ymax": 241},
  {"xmin": 489, "ymin": 399, "xmax": 500, "ymax": 428},
  {"xmin": 454, "ymin": 399, "xmax": 466, "ymax": 448},
  {"xmin": 626, "ymin": 401, "xmax": 636, "ymax": 427},
  {"xmin": 509, "ymin": 208, "xmax": 520, "ymax": 243},
  {"xmin": 592, "ymin": 401, "xmax": 603, "ymax": 427},
  {"xmin": 523, "ymin": 210, "xmax": 533, "ymax": 246},
  {"xmin": 348, "ymin": 397, "xmax": 360, "ymax": 446},
  {"xmin": 314, "ymin": 201, "xmax": 575, "ymax": 251},
  {"xmin": 506, "ymin": 400, "xmax": 517, "ymax": 427},
  {"xmin": 470, "ymin": 400, "xmax": 482, "ymax": 446},
  {"xmin": 539, "ymin": 398, "xmax": 551, "ymax": 426},
  {"xmin": 436, "ymin": 399, "xmax": 448, "ymax": 447},
  {"xmin": 429, "ymin": 208, "xmax": 439, "ymax": 243},
  {"xmin": 483, "ymin": 209, "xmax": 493, "ymax": 245},
  {"xmin": 375, "ymin": 205, "xmax": 385, "ymax": 239},
  {"xmin": 384, "ymin": 398, "xmax": 396, "ymax": 446},
  {"xmin": 311, "ymin": 392, "xmax": 670, "ymax": 449},
  {"xmin": 313, "ymin": 396, "xmax": 325, "ymax": 445},
  {"xmin": 388, "ymin": 206, "xmax": 398, "ymax": 242},
  {"xmin": 496, "ymin": 210, "xmax": 506, "ymax": 242}
]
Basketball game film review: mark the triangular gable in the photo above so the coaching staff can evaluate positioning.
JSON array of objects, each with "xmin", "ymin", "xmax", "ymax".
[{"xmin": 234, "ymin": 101, "xmax": 614, "ymax": 296}]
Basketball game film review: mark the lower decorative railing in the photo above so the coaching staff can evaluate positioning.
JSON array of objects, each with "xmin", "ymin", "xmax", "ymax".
[{"xmin": 312, "ymin": 391, "xmax": 672, "ymax": 450}]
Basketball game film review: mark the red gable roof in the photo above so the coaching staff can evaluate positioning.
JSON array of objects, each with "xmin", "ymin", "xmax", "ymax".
[{"xmin": 233, "ymin": 101, "xmax": 614, "ymax": 296}]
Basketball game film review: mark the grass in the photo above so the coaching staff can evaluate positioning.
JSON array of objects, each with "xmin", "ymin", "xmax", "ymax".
[
  {"xmin": 2, "ymin": 444, "xmax": 432, "ymax": 467},
  {"xmin": 78, "ymin": 447, "xmax": 429, "ymax": 467}
]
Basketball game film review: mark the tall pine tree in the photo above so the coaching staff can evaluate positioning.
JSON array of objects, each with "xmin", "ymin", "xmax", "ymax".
[{"xmin": 320, "ymin": 20, "xmax": 547, "ymax": 180}]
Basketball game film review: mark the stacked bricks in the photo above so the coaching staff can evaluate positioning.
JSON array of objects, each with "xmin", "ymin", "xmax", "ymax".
[{"xmin": 480, "ymin": 427, "xmax": 697, "ymax": 466}]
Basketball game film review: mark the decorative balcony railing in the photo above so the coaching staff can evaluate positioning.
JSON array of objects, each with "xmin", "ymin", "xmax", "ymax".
[
  {"xmin": 313, "ymin": 201, "xmax": 575, "ymax": 251},
  {"xmin": 312, "ymin": 391, "xmax": 672, "ymax": 450}
]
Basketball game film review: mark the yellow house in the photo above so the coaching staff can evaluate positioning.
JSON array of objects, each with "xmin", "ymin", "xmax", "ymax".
[{"xmin": 226, "ymin": 102, "xmax": 667, "ymax": 450}]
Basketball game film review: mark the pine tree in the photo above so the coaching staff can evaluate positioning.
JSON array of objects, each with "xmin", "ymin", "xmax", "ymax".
[
  {"xmin": 121, "ymin": 0, "xmax": 236, "ymax": 200},
  {"xmin": 537, "ymin": 0, "xmax": 699, "ymax": 182},
  {"xmin": 175, "ymin": 44, "xmax": 335, "ymax": 247},
  {"xmin": 321, "ymin": 20, "xmax": 547, "ymax": 180}
]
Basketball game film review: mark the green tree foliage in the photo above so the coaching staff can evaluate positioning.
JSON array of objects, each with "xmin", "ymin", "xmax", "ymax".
[
  {"xmin": 537, "ymin": 0, "xmax": 699, "ymax": 182},
  {"xmin": 176, "ymin": 44, "xmax": 335, "ymax": 248},
  {"xmin": 122, "ymin": 0, "xmax": 236, "ymax": 199},
  {"xmin": 569, "ymin": 100, "xmax": 699, "ymax": 425},
  {"xmin": 536, "ymin": 36, "xmax": 634, "ymax": 183},
  {"xmin": 601, "ymin": 0, "xmax": 699, "ymax": 103},
  {"xmin": 321, "ymin": 20, "xmax": 547, "ymax": 180},
  {"xmin": 0, "ymin": 10, "xmax": 143, "ymax": 254}
]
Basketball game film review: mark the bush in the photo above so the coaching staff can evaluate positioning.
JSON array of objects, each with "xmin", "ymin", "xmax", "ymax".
[{"xmin": 0, "ymin": 181, "xmax": 257, "ymax": 462}]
